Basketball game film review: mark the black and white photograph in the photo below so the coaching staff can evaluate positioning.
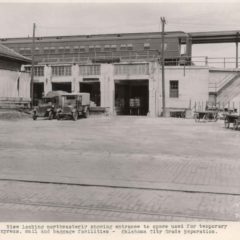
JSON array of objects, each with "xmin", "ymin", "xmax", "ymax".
[{"xmin": 0, "ymin": 0, "xmax": 240, "ymax": 238}]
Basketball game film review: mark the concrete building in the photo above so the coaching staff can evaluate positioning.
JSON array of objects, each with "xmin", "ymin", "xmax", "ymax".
[
  {"xmin": 2, "ymin": 30, "xmax": 240, "ymax": 115},
  {"xmin": 23, "ymin": 62, "xmax": 210, "ymax": 117},
  {"xmin": 0, "ymin": 44, "xmax": 31, "ymax": 108}
]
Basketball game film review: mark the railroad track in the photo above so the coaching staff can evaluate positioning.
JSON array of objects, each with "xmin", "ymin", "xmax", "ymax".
[
  {"xmin": 0, "ymin": 179, "xmax": 239, "ymax": 221},
  {"xmin": 0, "ymin": 200, "xmax": 225, "ymax": 221}
]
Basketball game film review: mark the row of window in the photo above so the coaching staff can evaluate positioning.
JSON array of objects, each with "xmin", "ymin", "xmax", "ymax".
[
  {"xmin": 18, "ymin": 43, "xmax": 151, "ymax": 55},
  {"xmin": 24, "ymin": 66, "xmax": 44, "ymax": 76},
  {"xmin": 24, "ymin": 65, "xmax": 100, "ymax": 77},
  {"xmin": 52, "ymin": 66, "xmax": 72, "ymax": 76},
  {"xmin": 24, "ymin": 65, "xmax": 179, "ymax": 98}
]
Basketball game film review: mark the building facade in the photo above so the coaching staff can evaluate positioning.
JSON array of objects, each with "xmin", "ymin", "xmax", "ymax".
[
  {"xmin": 2, "ymin": 30, "xmax": 239, "ymax": 115},
  {"xmin": 24, "ymin": 62, "xmax": 209, "ymax": 117}
]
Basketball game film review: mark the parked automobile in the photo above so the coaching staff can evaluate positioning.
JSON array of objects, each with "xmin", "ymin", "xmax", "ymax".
[
  {"xmin": 56, "ymin": 92, "xmax": 90, "ymax": 120},
  {"xmin": 32, "ymin": 91, "xmax": 67, "ymax": 120}
]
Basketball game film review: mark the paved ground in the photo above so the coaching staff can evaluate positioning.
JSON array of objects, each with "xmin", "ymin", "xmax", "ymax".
[{"xmin": 0, "ymin": 116, "xmax": 240, "ymax": 221}]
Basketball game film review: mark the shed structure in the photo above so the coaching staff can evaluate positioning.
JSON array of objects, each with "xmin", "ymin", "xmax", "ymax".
[{"xmin": 0, "ymin": 44, "xmax": 31, "ymax": 108}]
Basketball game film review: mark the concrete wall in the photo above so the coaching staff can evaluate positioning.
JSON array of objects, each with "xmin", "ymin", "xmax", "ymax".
[
  {"xmin": 163, "ymin": 67, "xmax": 209, "ymax": 111},
  {"xmin": 0, "ymin": 69, "xmax": 30, "ymax": 99},
  {"xmin": 29, "ymin": 63, "xmax": 210, "ymax": 117}
]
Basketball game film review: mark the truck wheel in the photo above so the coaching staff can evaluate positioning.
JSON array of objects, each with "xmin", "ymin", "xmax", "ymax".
[
  {"xmin": 233, "ymin": 120, "xmax": 238, "ymax": 130},
  {"xmin": 72, "ymin": 112, "xmax": 78, "ymax": 121},
  {"xmin": 33, "ymin": 114, "xmax": 37, "ymax": 120},
  {"xmin": 194, "ymin": 113, "xmax": 199, "ymax": 122},
  {"xmin": 56, "ymin": 113, "xmax": 60, "ymax": 120},
  {"xmin": 224, "ymin": 119, "xmax": 230, "ymax": 128},
  {"xmin": 83, "ymin": 108, "xmax": 89, "ymax": 118},
  {"xmin": 48, "ymin": 111, "xmax": 53, "ymax": 120}
]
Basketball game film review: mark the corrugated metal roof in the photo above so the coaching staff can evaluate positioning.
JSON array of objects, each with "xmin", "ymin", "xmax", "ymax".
[{"xmin": 0, "ymin": 43, "xmax": 31, "ymax": 63}]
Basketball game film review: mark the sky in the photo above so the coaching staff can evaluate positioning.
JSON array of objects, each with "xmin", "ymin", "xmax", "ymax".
[{"xmin": 0, "ymin": 1, "xmax": 240, "ymax": 67}]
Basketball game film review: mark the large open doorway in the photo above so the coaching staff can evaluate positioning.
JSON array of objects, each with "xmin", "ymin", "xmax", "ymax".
[
  {"xmin": 115, "ymin": 80, "xmax": 149, "ymax": 115},
  {"xmin": 33, "ymin": 82, "xmax": 44, "ymax": 106},
  {"xmin": 80, "ymin": 81, "xmax": 100, "ymax": 106},
  {"xmin": 52, "ymin": 82, "xmax": 72, "ymax": 93}
]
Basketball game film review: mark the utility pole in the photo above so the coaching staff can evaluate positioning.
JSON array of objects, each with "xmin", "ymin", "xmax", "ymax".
[
  {"xmin": 236, "ymin": 32, "xmax": 239, "ymax": 68},
  {"xmin": 30, "ymin": 23, "xmax": 36, "ymax": 108},
  {"xmin": 161, "ymin": 17, "xmax": 166, "ymax": 117}
]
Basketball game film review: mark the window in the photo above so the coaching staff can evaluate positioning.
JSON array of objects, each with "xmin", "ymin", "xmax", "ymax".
[
  {"xmin": 58, "ymin": 47, "xmax": 65, "ymax": 54},
  {"xmin": 43, "ymin": 47, "xmax": 49, "ymax": 54},
  {"xmin": 19, "ymin": 48, "xmax": 25, "ymax": 54},
  {"xmin": 35, "ymin": 66, "xmax": 44, "ymax": 77},
  {"xmin": 65, "ymin": 47, "xmax": 70, "ymax": 53},
  {"xmin": 111, "ymin": 45, "xmax": 117, "ymax": 51},
  {"xmin": 104, "ymin": 45, "xmax": 110, "ymax": 51},
  {"xmin": 114, "ymin": 64, "xmax": 149, "ymax": 75},
  {"xmin": 73, "ymin": 46, "xmax": 79, "ymax": 53},
  {"xmin": 50, "ymin": 47, "xmax": 55, "ymax": 54},
  {"xmin": 24, "ymin": 66, "xmax": 44, "ymax": 77},
  {"xmin": 24, "ymin": 48, "xmax": 31, "ymax": 55},
  {"xmin": 144, "ymin": 43, "xmax": 150, "ymax": 50},
  {"xmin": 127, "ymin": 44, "xmax": 133, "ymax": 51},
  {"xmin": 170, "ymin": 80, "xmax": 179, "ymax": 98},
  {"xmin": 52, "ymin": 66, "xmax": 72, "ymax": 76},
  {"xmin": 35, "ymin": 47, "xmax": 40, "ymax": 54},
  {"xmin": 89, "ymin": 45, "xmax": 95, "ymax": 52},
  {"xmin": 120, "ymin": 44, "xmax": 127, "ymax": 51},
  {"xmin": 95, "ymin": 45, "xmax": 101, "ymax": 52},
  {"xmin": 80, "ymin": 46, "xmax": 85, "ymax": 52},
  {"xmin": 79, "ymin": 65, "xmax": 100, "ymax": 75}
]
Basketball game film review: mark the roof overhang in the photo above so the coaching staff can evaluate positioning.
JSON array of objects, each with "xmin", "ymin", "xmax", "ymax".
[{"xmin": 182, "ymin": 30, "xmax": 240, "ymax": 44}]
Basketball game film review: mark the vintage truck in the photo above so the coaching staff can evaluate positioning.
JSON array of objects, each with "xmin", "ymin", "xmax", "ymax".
[
  {"xmin": 32, "ymin": 91, "xmax": 67, "ymax": 120},
  {"xmin": 56, "ymin": 92, "xmax": 90, "ymax": 120}
]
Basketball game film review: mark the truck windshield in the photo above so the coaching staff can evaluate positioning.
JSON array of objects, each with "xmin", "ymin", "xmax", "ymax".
[
  {"xmin": 42, "ymin": 98, "xmax": 57, "ymax": 104},
  {"xmin": 64, "ymin": 96, "xmax": 76, "ymax": 106}
]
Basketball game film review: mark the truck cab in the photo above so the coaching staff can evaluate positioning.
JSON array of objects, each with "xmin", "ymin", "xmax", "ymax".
[{"xmin": 56, "ymin": 92, "xmax": 90, "ymax": 120}]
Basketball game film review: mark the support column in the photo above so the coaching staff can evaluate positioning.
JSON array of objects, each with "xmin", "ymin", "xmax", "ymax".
[
  {"xmin": 149, "ymin": 62, "xmax": 160, "ymax": 117},
  {"xmin": 72, "ymin": 64, "xmax": 79, "ymax": 92},
  {"xmin": 236, "ymin": 41, "xmax": 239, "ymax": 68},
  {"xmin": 236, "ymin": 32, "xmax": 239, "ymax": 68},
  {"xmin": 100, "ymin": 64, "xmax": 114, "ymax": 114},
  {"xmin": 186, "ymin": 34, "xmax": 192, "ymax": 65},
  {"xmin": 44, "ymin": 65, "xmax": 52, "ymax": 93}
]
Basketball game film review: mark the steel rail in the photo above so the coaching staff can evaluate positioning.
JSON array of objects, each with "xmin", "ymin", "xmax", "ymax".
[
  {"xmin": 0, "ymin": 198, "xmax": 233, "ymax": 221},
  {"xmin": 0, "ymin": 178, "xmax": 240, "ymax": 196}
]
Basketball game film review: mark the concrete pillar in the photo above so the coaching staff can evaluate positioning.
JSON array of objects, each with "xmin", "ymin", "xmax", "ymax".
[
  {"xmin": 100, "ymin": 64, "xmax": 114, "ymax": 114},
  {"xmin": 78, "ymin": 76, "xmax": 83, "ymax": 92},
  {"xmin": 44, "ymin": 65, "xmax": 52, "ymax": 94},
  {"xmin": 72, "ymin": 64, "xmax": 79, "ymax": 92},
  {"xmin": 149, "ymin": 62, "xmax": 160, "ymax": 117},
  {"xmin": 236, "ymin": 41, "xmax": 239, "ymax": 68},
  {"xmin": 186, "ymin": 35, "xmax": 192, "ymax": 65}
]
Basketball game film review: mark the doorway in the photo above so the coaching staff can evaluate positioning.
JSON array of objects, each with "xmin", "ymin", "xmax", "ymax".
[
  {"xmin": 33, "ymin": 82, "xmax": 44, "ymax": 106},
  {"xmin": 52, "ymin": 82, "xmax": 72, "ymax": 93},
  {"xmin": 80, "ymin": 81, "xmax": 100, "ymax": 106},
  {"xmin": 115, "ymin": 80, "xmax": 149, "ymax": 115}
]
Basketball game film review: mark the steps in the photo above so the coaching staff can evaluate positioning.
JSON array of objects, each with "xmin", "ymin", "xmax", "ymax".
[{"xmin": 217, "ymin": 74, "xmax": 240, "ymax": 104}]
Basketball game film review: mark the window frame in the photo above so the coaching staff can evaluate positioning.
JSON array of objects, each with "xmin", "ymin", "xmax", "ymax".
[
  {"xmin": 144, "ymin": 43, "xmax": 150, "ymax": 50},
  {"xmin": 52, "ymin": 65, "xmax": 72, "ymax": 76},
  {"xmin": 169, "ymin": 80, "xmax": 179, "ymax": 98}
]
